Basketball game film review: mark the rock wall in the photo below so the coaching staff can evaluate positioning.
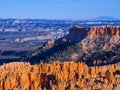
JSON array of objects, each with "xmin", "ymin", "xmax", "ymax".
[
  {"xmin": 0, "ymin": 61, "xmax": 120, "ymax": 90},
  {"xmin": 67, "ymin": 26, "xmax": 120, "ymax": 53},
  {"xmin": 69, "ymin": 26, "xmax": 120, "ymax": 36}
]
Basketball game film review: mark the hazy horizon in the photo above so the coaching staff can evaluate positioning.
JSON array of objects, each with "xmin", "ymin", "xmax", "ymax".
[
  {"xmin": 0, "ymin": 16, "xmax": 120, "ymax": 21},
  {"xmin": 0, "ymin": 0, "xmax": 120, "ymax": 19}
]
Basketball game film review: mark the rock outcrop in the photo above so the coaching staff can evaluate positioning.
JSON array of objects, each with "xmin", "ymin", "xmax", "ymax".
[
  {"xmin": 0, "ymin": 26, "xmax": 120, "ymax": 90},
  {"xmin": 66, "ymin": 26, "xmax": 120, "ymax": 53},
  {"xmin": 64, "ymin": 26, "xmax": 89, "ymax": 42},
  {"xmin": 23, "ymin": 26, "xmax": 120, "ymax": 66},
  {"xmin": 45, "ymin": 40, "xmax": 55, "ymax": 48},
  {"xmin": 88, "ymin": 26, "xmax": 120, "ymax": 36},
  {"xmin": 0, "ymin": 61, "xmax": 120, "ymax": 90},
  {"xmin": 69, "ymin": 26, "xmax": 120, "ymax": 36}
]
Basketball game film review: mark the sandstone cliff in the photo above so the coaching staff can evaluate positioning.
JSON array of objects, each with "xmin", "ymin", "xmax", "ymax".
[
  {"xmin": 66, "ymin": 26, "xmax": 120, "ymax": 53},
  {"xmin": 1, "ymin": 26, "xmax": 120, "ymax": 89},
  {"xmin": 23, "ymin": 26, "xmax": 120, "ymax": 66},
  {"xmin": 43, "ymin": 26, "xmax": 120, "ymax": 52},
  {"xmin": 0, "ymin": 61, "xmax": 120, "ymax": 90}
]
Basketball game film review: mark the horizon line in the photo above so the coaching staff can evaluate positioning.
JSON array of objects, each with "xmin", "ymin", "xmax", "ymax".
[{"xmin": 0, "ymin": 16, "xmax": 120, "ymax": 21}]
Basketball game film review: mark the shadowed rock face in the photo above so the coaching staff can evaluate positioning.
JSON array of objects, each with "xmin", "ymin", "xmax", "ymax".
[
  {"xmin": 22, "ymin": 26, "xmax": 120, "ymax": 66},
  {"xmin": 64, "ymin": 26, "xmax": 89, "ymax": 42},
  {"xmin": 66, "ymin": 26, "xmax": 120, "ymax": 53},
  {"xmin": 0, "ymin": 26, "xmax": 120, "ymax": 89},
  {"xmin": 69, "ymin": 26, "xmax": 120, "ymax": 36},
  {"xmin": 41, "ymin": 26, "xmax": 120, "ymax": 52},
  {"xmin": 69, "ymin": 26, "xmax": 89, "ymax": 36}
]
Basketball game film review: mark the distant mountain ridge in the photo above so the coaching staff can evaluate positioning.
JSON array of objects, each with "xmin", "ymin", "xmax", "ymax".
[{"xmin": 91, "ymin": 16, "xmax": 120, "ymax": 21}]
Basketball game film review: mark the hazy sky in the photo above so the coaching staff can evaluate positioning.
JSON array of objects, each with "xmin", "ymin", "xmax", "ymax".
[{"xmin": 0, "ymin": 0, "xmax": 119, "ymax": 19}]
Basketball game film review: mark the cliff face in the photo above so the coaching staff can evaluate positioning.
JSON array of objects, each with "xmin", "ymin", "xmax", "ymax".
[
  {"xmin": 69, "ymin": 26, "xmax": 120, "ymax": 36},
  {"xmin": 24, "ymin": 26, "xmax": 120, "ymax": 66},
  {"xmin": 40, "ymin": 26, "xmax": 120, "ymax": 52},
  {"xmin": 88, "ymin": 26, "xmax": 120, "ymax": 36},
  {"xmin": 67, "ymin": 26, "xmax": 120, "ymax": 53},
  {"xmin": 0, "ymin": 26, "xmax": 120, "ymax": 90},
  {"xmin": 0, "ymin": 61, "xmax": 120, "ymax": 90},
  {"xmin": 64, "ymin": 26, "xmax": 89, "ymax": 42}
]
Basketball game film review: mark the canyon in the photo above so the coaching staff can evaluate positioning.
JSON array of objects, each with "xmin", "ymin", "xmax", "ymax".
[
  {"xmin": 0, "ymin": 25, "xmax": 120, "ymax": 90},
  {"xmin": 26, "ymin": 26, "xmax": 120, "ymax": 66}
]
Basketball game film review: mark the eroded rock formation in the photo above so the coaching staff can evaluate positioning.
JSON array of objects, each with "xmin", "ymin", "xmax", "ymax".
[
  {"xmin": 0, "ymin": 61, "xmax": 120, "ymax": 90},
  {"xmin": 69, "ymin": 26, "xmax": 120, "ymax": 36},
  {"xmin": 24, "ymin": 26, "xmax": 120, "ymax": 66},
  {"xmin": 67, "ymin": 26, "xmax": 120, "ymax": 53}
]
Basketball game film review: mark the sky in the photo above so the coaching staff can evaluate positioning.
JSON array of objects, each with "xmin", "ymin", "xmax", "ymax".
[{"xmin": 0, "ymin": 0, "xmax": 119, "ymax": 20}]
